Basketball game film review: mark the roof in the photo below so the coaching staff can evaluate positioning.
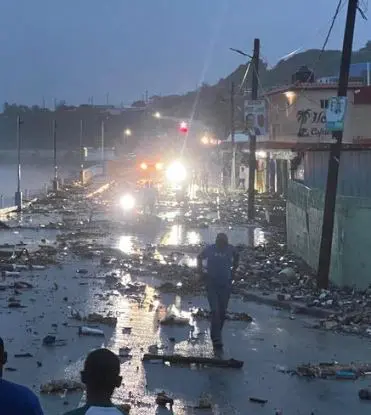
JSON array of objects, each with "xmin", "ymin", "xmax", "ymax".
[{"xmin": 265, "ymin": 81, "xmax": 364, "ymax": 96}]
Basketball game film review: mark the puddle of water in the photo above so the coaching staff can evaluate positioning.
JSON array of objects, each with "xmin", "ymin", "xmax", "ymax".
[{"xmin": 160, "ymin": 224, "xmax": 267, "ymax": 247}]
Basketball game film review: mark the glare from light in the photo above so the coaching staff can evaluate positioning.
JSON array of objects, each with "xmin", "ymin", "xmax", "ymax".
[
  {"xmin": 140, "ymin": 162, "xmax": 148, "ymax": 170},
  {"xmin": 201, "ymin": 136, "xmax": 209, "ymax": 145},
  {"xmin": 187, "ymin": 230, "xmax": 201, "ymax": 245},
  {"xmin": 166, "ymin": 161, "xmax": 187, "ymax": 182},
  {"xmin": 155, "ymin": 162, "xmax": 164, "ymax": 171},
  {"xmin": 154, "ymin": 112, "xmax": 161, "ymax": 119},
  {"xmin": 180, "ymin": 121, "xmax": 187, "ymax": 129},
  {"xmin": 256, "ymin": 151, "xmax": 267, "ymax": 158},
  {"xmin": 284, "ymin": 91, "xmax": 296, "ymax": 105},
  {"xmin": 118, "ymin": 235, "xmax": 134, "ymax": 254},
  {"xmin": 120, "ymin": 194, "xmax": 135, "ymax": 211},
  {"xmin": 124, "ymin": 129, "xmax": 132, "ymax": 136}
]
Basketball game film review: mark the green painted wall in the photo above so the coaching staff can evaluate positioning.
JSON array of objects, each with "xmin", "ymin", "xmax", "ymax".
[{"xmin": 287, "ymin": 180, "xmax": 371, "ymax": 288}]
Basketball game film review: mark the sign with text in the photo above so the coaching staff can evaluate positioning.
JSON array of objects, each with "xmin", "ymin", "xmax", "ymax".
[
  {"xmin": 244, "ymin": 99, "xmax": 266, "ymax": 136},
  {"xmin": 326, "ymin": 96, "xmax": 348, "ymax": 132}
]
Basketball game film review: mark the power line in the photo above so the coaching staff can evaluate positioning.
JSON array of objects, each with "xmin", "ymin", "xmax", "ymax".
[{"xmin": 255, "ymin": 0, "xmax": 345, "ymax": 116}]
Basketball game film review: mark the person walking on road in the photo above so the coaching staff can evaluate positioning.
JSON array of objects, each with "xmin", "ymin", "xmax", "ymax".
[
  {"xmin": 64, "ymin": 348, "xmax": 128, "ymax": 415},
  {"xmin": 0, "ymin": 337, "xmax": 44, "ymax": 415},
  {"xmin": 197, "ymin": 233, "xmax": 239, "ymax": 349}
]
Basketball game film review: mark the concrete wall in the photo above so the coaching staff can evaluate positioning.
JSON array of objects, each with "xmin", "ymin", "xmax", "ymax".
[{"xmin": 287, "ymin": 180, "xmax": 371, "ymax": 289}]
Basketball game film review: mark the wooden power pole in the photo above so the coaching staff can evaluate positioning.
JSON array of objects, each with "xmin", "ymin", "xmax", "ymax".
[
  {"xmin": 230, "ymin": 81, "xmax": 236, "ymax": 190},
  {"xmin": 247, "ymin": 38, "xmax": 260, "ymax": 220},
  {"xmin": 317, "ymin": 0, "xmax": 358, "ymax": 289}
]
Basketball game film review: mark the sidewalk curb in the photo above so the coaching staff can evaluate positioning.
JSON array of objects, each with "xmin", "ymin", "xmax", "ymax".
[{"xmin": 240, "ymin": 290, "xmax": 337, "ymax": 319}]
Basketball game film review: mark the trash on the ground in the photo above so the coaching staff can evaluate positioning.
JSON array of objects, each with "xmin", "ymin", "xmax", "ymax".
[
  {"xmin": 295, "ymin": 362, "xmax": 366, "ymax": 379},
  {"xmin": 14, "ymin": 281, "xmax": 33, "ymax": 289},
  {"xmin": 156, "ymin": 391, "xmax": 174, "ymax": 408},
  {"xmin": 118, "ymin": 404, "xmax": 131, "ymax": 413},
  {"xmin": 78, "ymin": 326, "xmax": 104, "ymax": 336},
  {"xmin": 191, "ymin": 307, "xmax": 253, "ymax": 322},
  {"xmin": 71, "ymin": 310, "xmax": 117, "ymax": 327},
  {"xmin": 119, "ymin": 347, "xmax": 132, "ymax": 358},
  {"xmin": 40, "ymin": 379, "xmax": 85, "ymax": 394},
  {"xmin": 160, "ymin": 304, "xmax": 190, "ymax": 325},
  {"xmin": 196, "ymin": 393, "xmax": 212, "ymax": 409},
  {"xmin": 249, "ymin": 397, "xmax": 268, "ymax": 404},
  {"xmin": 8, "ymin": 301, "xmax": 25, "ymax": 308},
  {"xmin": 143, "ymin": 353, "xmax": 244, "ymax": 368},
  {"xmin": 359, "ymin": 388, "xmax": 371, "ymax": 400},
  {"xmin": 43, "ymin": 335, "xmax": 56, "ymax": 346}
]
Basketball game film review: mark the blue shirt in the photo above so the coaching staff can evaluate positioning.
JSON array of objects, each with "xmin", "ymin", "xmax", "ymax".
[
  {"xmin": 0, "ymin": 379, "xmax": 44, "ymax": 415},
  {"xmin": 199, "ymin": 244, "xmax": 237, "ymax": 286}
]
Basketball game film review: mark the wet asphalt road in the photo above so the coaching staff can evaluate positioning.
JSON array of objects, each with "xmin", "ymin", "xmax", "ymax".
[{"xmin": 0, "ymin": 189, "xmax": 371, "ymax": 414}]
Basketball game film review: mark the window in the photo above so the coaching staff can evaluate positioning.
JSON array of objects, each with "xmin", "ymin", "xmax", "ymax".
[{"xmin": 320, "ymin": 99, "xmax": 329, "ymax": 109}]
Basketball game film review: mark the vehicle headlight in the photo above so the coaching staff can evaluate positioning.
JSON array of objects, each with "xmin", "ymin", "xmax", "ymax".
[
  {"xmin": 166, "ymin": 161, "xmax": 186, "ymax": 183},
  {"xmin": 120, "ymin": 194, "xmax": 135, "ymax": 211}
]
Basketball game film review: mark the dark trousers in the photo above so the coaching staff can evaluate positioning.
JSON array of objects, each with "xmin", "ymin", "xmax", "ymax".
[{"xmin": 206, "ymin": 283, "xmax": 231, "ymax": 344}]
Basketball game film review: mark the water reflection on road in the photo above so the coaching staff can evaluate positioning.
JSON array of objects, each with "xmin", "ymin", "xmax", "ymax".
[{"xmin": 159, "ymin": 223, "xmax": 267, "ymax": 247}]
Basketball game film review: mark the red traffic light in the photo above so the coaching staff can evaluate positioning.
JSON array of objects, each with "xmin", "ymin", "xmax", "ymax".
[{"xmin": 179, "ymin": 121, "xmax": 188, "ymax": 134}]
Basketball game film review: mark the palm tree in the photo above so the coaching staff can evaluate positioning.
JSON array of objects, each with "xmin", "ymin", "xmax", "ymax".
[{"xmin": 296, "ymin": 109, "xmax": 311, "ymax": 125}]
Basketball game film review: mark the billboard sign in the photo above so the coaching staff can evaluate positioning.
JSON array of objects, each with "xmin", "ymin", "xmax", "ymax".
[{"xmin": 244, "ymin": 99, "xmax": 267, "ymax": 136}]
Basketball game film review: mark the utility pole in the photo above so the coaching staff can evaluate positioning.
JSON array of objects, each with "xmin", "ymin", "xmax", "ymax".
[
  {"xmin": 317, "ymin": 0, "xmax": 358, "ymax": 289},
  {"xmin": 230, "ymin": 81, "xmax": 236, "ymax": 190},
  {"xmin": 80, "ymin": 119, "xmax": 84, "ymax": 184},
  {"xmin": 52, "ymin": 120, "xmax": 58, "ymax": 191},
  {"xmin": 15, "ymin": 116, "xmax": 22, "ymax": 211},
  {"xmin": 247, "ymin": 38, "xmax": 260, "ymax": 220},
  {"xmin": 101, "ymin": 119, "xmax": 105, "ymax": 175}
]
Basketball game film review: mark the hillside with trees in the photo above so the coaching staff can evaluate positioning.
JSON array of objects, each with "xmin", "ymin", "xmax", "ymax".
[{"xmin": 1, "ymin": 42, "xmax": 371, "ymax": 149}]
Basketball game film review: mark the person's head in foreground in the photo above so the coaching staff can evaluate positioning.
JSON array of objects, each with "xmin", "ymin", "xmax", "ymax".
[
  {"xmin": 0, "ymin": 337, "xmax": 8, "ymax": 377},
  {"xmin": 65, "ymin": 348, "xmax": 126, "ymax": 414},
  {"xmin": 215, "ymin": 232, "xmax": 229, "ymax": 251},
  {"xmin": 82, "ymin": 348, "xmax": 122, "ymax": 402},
  {"xmin": 0, "ymin": 336, "xmax": 44, "ymax": 415}
]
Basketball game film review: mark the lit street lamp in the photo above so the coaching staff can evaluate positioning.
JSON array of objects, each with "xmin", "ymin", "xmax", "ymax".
[
  {"xmin": 124, "ymin": 128, "xmax": 132, "ymax": 136},
  {"xmin": 153, "ymin": 112, "xmax": 161, "ymax": 119}
]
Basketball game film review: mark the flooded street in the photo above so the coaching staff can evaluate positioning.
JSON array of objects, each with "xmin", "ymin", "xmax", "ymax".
[{"xmin": 0, "ymin": 183, "xmax": 370, "ymax": 414}]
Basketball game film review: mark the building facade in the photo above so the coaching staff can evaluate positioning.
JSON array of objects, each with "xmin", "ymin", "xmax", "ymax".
[{"xmin": 266, "ymin": 82, "xmax": 371, "ymax": 144}]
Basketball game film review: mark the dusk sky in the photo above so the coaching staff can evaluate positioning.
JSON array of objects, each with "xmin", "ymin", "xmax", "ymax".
[{"xmin": 1, "ymin": 0, "xmax": 370, "ymax": 107}]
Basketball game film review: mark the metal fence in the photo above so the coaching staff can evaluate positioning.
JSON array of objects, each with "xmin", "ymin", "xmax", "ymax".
[{"xmin": 303, "ymin": 150, "xmax": 371, "ymax": 197}]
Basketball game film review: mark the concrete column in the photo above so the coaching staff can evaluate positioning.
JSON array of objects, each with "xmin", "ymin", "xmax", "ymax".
[
  {"xmin": 282, "ymin": 159, "xmax": 289, "ymax": 197},
  {"xmin": 265, "ymin": 153, "xmax": 270, "ymax": 193},
  {"xmin": 269, "ymin": 159, "xmax": 276, "ymax": 194},
  {"xmin": 276, "ymin": 159, "xmax": 283, "ymax": 195}
]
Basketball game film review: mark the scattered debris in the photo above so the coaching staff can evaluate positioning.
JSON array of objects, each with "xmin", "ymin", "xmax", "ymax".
[
  {"xmin": 156, "ymin": 392, "xmax": 174, "ymax": 408},
  {"xmin": 249, "ymin": 397, "xmax": 268, "ymax": 404},
  {"xmin": 78, "ymin": 326, "xmax": 104, "ymax": 336},
  {"xmin": 119, "ymin": 347, "xmax": 132, "ymax": 358},
  {"xmin": 40, "ymin": 380, "xmax": 85, "ymax": 394},
  {"xmin": 71, "ymin": 310, "xmax": 117, "ymax": 327},
  {"xmin": 359, "ymin": 388, "xmax": 371, "ymax": 400},
  {"xmin": 143, "ymin": 353, "xmax": 244, "ymax": 368},
  {"xmin": 14, "ymin": 353, "xmax": 33, "ymax": 358}
]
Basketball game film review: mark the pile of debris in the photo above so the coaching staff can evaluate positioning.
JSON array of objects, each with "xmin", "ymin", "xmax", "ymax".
[{"xmin": 296, "ymin": 362, "xmax": 371, "ymax": 380}]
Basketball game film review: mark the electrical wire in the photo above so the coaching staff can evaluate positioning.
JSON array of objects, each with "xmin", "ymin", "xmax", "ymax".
[{"xmin": 256, "ymin": 0, "xmax": 346, "ymax": 115}]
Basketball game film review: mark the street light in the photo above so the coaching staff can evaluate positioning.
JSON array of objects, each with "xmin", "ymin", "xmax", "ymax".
[
  {"xmin": 124, "ymin": 128, "xmax": 132, "ymax": 136},
  {"xmin": 153, "ymin": 112, "xmax": 161, "ymax": 119},
  {"xmin": 201, "ymin": 136, "xmax": 209, "ymax": 145},
  {"xmin": 229, "ymin": 48, "xmax": 253, "ymax": 59}
]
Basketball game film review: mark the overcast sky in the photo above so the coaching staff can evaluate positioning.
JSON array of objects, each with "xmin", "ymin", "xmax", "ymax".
[{"xmin": 0, "ymin": 0, "xmax": 369, "ymax": 106}]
